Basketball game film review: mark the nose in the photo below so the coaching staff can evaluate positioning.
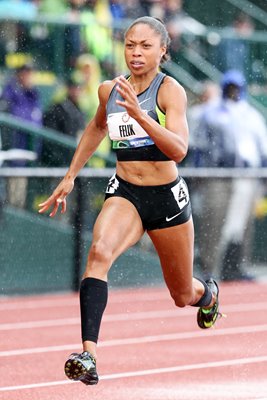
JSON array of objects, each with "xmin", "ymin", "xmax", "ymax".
[{"xmin": 132, "ymin": 45, "xmax": 142, "ymax": 56}]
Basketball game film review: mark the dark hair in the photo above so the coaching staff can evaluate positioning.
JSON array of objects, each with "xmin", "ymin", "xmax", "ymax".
[
  {"xmin": 16, "ymin": 63, "xmax": 33, "ymax": 73},
  {"xmin": 125, "ymin": 16, "xmax": 171, "ymax": 64},
  {"xmin": 66, "ymin": 77, "xmax": 80, "ymax": 88}
]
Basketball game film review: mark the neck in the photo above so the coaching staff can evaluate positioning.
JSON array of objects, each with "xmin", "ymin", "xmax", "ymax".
[{"xmin": 129, "ymin": 71, "xmax": 159, "ymax": 94}]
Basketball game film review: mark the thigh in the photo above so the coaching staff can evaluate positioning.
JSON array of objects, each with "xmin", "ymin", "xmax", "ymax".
[
  {"xmin": 91, "ymin": 196, "xmax": 145, "ymax": 262},
  {"xmin": 148, "ymin": 218, "xmax": 194, "ymax": 292}
]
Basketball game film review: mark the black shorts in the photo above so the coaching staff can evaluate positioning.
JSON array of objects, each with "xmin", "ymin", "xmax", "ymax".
[{"xmin": 104, "ymin": 174, "xmax": 192, "ymax": 231}]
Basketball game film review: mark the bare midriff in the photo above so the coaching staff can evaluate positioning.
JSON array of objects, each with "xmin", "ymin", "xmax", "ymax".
[{"xmin": 116, "ymin": 160, "xmax": 179, "ymax": 186}]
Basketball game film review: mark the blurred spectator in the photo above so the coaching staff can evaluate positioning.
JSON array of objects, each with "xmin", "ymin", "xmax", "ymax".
[
  {"xmin": 120, "ymin": 0, "xmax": 146, "ymax": 19},
  {"xmin": 187, "ymin": 80, "xmax": 220, "ymax": 166},
  {"xmin": 213, "ymin": 13, "xmax": 254, "ymax": 78},
  {"xmin": 73, "ymin": 54, "xmax": 111, "ymax": 167},
  {"xmin": 145, "ymin": 0, "xmax": 166, "ymax": 20},
  {"xmin": 0, "ymin": 62, "xmax": 42, "ymax": 208},
  {"xmin": 0, "ymin": 132, "xmax": 6, "ymax": 219},
  {"xmin": 42, "ymin": 78, "xmax": 86, "ymax": 166},
  {"xmin": 187, "ymin": 80, "xmax": 220, "ymax": 275},
  {"xmin": 80, "ymin": 0, "xmax": 113, "ymax": 70},
  {"xmin": 163, "ymin": 0, "xmax": 206, "ymax": 57},
  {"xmin": 109, "ymin": 0, "xmax": 124, "ymax": 21},
  {"xmin": 80, "ymin": 0, "xmax": 130, "ymax": 77},
  {"xmin": 0, "ymin": 63, "xmax": 42, "ymax": 166},
  {"xmin": 109, "ymin": 0, "xmax": 146, "ymax": 20},
  {"xmin": 192, "ymin": 70, "xmax": 267, "ymax": 281},
  {"xmin": 64, "ymin": 0, "xmax": 88, "ymax": 68},
  {"xmin": 163, "ymin": 0, "xmax": 186, "ymax": 55},
  {"xmin": 74, "ymin": 53, "xmax": 101, "ymax": 119},
  {"xmin": 39, "ymin": 0, "xmax": 87, "ymax": 69},
  {"xmin": 38, "ymin": 0, "xmax": 68, "ymax": 15}
]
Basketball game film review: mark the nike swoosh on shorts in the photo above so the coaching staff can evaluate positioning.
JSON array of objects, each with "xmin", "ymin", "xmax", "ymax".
[{"xmin": 165, "ymin": 210, "xmax": 183, "ymax": 222}]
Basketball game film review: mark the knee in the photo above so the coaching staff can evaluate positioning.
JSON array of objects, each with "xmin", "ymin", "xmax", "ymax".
[{"xmin": 88, "ymin": 239, "xmax": 112, "ymax": 266}]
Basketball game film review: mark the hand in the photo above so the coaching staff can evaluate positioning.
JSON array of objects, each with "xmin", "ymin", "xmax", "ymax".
[
  {"xmin": 115, "ymin": 76, "xmax": 142, "ymax": 120},
  {"xmin": 38, "ymin": 177, "xmax": 74, "ymax": 217}
]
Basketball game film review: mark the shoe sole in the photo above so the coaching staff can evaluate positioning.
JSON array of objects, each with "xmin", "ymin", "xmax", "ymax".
[
  {"xmin": 197, "ymin": 302, "xmax": 219, "ymax": 329},
  {"xmin": 64, "ymin": 358, "xmax": 99, "ymax": 385},
  {"xmin": 197, "ymin": 279, "xmax": 220, "ymax": 329}
]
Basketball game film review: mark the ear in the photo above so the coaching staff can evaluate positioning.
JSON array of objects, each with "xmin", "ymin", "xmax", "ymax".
[{"xmin": 161, "ymin": 46, "xmax": 167, "ymax": 58}]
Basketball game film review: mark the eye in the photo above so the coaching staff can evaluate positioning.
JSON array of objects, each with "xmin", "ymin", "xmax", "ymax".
[
  {"xmin": 143, "ymin": 44, "xmax": 152, "ymax": 48},
  {"xmin": 126, "ymin": 43, "xmax": 134, "ymax": 49}
]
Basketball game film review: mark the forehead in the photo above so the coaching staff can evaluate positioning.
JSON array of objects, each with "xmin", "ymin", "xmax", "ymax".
[{"xmin": 125, "ymin": 23, "xmax": 161, "ymax": 42}]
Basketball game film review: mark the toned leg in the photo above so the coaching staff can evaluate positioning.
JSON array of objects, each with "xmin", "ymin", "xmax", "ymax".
[
  {"xmin": 83, "ymin": 197, "xmax": 144, "ymax": 280},
  {"xmin": 148, "ymin": 218, "xmax": 215, "ymax": 308},
  {"xmin": 82, "ymin": 197, "xmax": 144, "ymax": 357}
]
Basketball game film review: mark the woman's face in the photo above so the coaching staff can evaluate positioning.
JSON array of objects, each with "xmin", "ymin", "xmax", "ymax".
[
  {"xmin": 17, "ymin": 69, "xmax": 33, "ymax": 88},
  {"xmin": 124, "ymin": 24, "xmax": 165, "ymax": 76},
  {"xmin": 224, "ymin": 84, "xmax": 242, "ymax": 102}
]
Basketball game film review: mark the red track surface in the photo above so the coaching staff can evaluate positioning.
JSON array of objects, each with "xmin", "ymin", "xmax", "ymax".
[{"xmin": 0, "ymin": 281, "xmax": 267, "ymax": 400}]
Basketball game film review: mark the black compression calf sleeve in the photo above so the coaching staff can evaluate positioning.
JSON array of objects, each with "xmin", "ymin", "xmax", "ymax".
[
  {"xmin": 191, "ymin": 277, "xmax": 212, "ymax": 307},
  {"xmin": 80, "ymin": 277, "xmax": 108, "ymax": 343}
]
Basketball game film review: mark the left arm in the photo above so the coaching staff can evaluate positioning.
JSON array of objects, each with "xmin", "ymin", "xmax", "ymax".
[{"xmin": 115, "ymin": 75, "xmax": 189, "ymax": 163}]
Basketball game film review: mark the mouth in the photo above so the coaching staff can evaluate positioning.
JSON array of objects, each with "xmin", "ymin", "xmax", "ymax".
[{"xmin": 130, "ymin": 61, "xmax": 144, "ymax": 68}]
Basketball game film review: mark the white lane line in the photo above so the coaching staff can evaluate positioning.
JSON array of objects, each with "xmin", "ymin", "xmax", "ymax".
[
  {"xmin": 1, "ymin": 323, "xmax": 267, "ymax": 357},
  {"xmin": 0, "ymin": 283, "xmax": 265, "ymax": 311},
  {"xmin": 0, "ymin": 301, "xmax": 267, "ymax": 331},
  {"xmin": 1, "ymin": 355, "xmax": 267, "ymax": 392}
]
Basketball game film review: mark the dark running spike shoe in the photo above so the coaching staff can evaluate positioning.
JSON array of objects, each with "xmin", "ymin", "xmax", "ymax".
[
  {"xmin": 197, "ymin": 278, "xmax": 222, "ymax": 329},
  {"xmin": 64, "ymin": 351, "xmax": 99, "ymax": 385}
]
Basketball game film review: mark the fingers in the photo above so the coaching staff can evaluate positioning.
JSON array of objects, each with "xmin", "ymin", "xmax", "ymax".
[
  {"xmin": 115, "ymin": 76, "xmax": 139, "ymax": 115},
  {"xmin": 115, "ymin": 76, "xmax": 135, "ymax": 98},
  {"xmin": 38, "ymin": 195, "xmax": 67, "ymax": 217},
  {"xmin": 48, "ymin": 200, "xmax": 60, "ymax": 218},
  {"xmin": 60, "ymin": 198, "xmax": 67, "ymax": 214},
  {"xmin": 49, "ymin": 198, "xmax": 64, "ymax": 218},
  {"xmin": 38, "ymin": 195, "xmax": 55, "ymax": 214},
  {"xmin": 38, "ymin": 177, "xmax": 73, "ymax": 217},
  {"xmin": 115, "ymin": 75, "xmax": 128, "ymax": 87},
  {"xmin": 116, "ymin": 85, "xmax": 126, "ymax": 101}
]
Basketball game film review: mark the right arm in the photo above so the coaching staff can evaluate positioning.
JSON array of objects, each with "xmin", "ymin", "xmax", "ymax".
[{"xmin": 38, "ymin": 80, "xmax": 114, "ymax": 216}]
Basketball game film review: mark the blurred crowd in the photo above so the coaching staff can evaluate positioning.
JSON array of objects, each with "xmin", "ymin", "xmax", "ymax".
[
  {"xmin": 0, "ymin": 0, "xmax": 267, "ymax": 281},
  {"xmin": 0, "ymin": 0, "xmax": 264, "ymax": 170},
  {"xmin": 0, "ymin": 0, "xmax": 206, "ymax": 169},
  {"xmin": 187, "ymin": 71, "xmax": 267, "ymax": 282},
  {"xmin": 0, "ymin": 0, "xmax": 202, "ymax": 73}
]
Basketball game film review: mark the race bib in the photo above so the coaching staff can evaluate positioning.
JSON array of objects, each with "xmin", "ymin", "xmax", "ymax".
[{"xmin": 107, "ymin": 111, "xmax": 149, "ymax": 141}]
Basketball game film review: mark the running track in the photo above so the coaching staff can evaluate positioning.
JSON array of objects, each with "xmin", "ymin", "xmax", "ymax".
[{"xmin": 0, "ymin": 281, "xmax": 267, "ymax": 400}]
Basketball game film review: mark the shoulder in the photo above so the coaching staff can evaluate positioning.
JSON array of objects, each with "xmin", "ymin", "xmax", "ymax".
[
  {"xmin": 2, "ymin": 81, "xmax": 16, "ymax": 96},
  {"xmin": 161, "ymin": 76, "xmax": 187, "ymax": 96},
  {"xmin": 47, "ymin": 100, "xmax": 64, "ymax": 112},
  {"xmin": 98, "ymin": 79, "xmax": 117, "ymax": 105},
  {"xmin": 244, "ymin": 101, "xmax": 262, "ymax": 115},
  {"xmin": 43, "ymin": 103, "xmax": 62, "ymax": 122},
  {"xmin": 246, "ymin": 103, "xmax": 267, "ymax": 126},
  {"xmin": 158, "ymin": 75, "xmax": 187, "ymax": 111}
]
